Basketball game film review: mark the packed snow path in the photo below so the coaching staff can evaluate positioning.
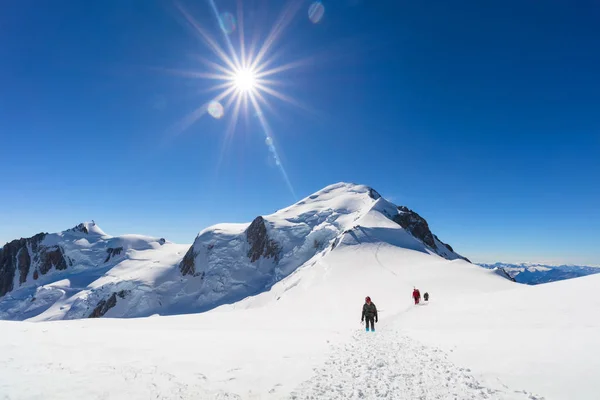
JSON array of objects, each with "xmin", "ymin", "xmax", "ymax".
[{"xmin": 289, "ymin": 327, "xmax": 544, "ymax": 400}]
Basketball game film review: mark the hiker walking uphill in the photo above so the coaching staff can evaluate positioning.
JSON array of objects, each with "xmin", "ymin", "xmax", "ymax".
[
  {"xmin": 361, "ymin": 296, "xmax": 378, "ymax": 332},
  {"xmin": 412, "ymin": 288, "xmax": 421, "ymax": 305}
]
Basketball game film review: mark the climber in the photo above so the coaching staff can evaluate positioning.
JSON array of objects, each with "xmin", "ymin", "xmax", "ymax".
[
  {"xmin": 424, "ymin": 292, "xmax": 429, "ymax": 302},
  {"xmin": 361, "ymin": 296, "xmax": 378, "ymax": 332},
  {"xmin": 412, "ymin": 287, "xmax": 421, "ymax": 305}
]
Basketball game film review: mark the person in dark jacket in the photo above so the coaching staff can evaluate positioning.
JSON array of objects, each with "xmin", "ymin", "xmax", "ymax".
[
  {"xmin": 424, "ymin": 292, "xmax": 429, "ymax": 302},
  {"xmin": 361, "ymin": 296, "xmax": 378, "ymax": 332}
]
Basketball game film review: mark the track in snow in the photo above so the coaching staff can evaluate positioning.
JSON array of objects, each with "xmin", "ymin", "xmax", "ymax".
[{"xmin": 289, "ymin": 326, "xmax": 544, "ymax": 400}]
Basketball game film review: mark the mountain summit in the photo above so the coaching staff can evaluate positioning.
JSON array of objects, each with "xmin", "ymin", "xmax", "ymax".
[{"xmin": 177, "ymin": 183, "xmax": 469, "ymax": 311}]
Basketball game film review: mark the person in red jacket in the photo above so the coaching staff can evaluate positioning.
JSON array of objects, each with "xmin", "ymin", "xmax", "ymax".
[{"xmin": 412, "ymin": 287, "xmax": 421, "ymax": 305}]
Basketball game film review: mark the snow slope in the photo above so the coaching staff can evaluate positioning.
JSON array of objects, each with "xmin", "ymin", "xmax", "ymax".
[
  {"xmin": 176, "ymin": 183, "xmax": 469, "ymax": 315},
  {"xmin": 1, "ymin": 182, "xmax": 597, "ymax": 399},
  {"xmin": 402, "ymin": 273, "xmax": 600, "ymax": 400},
  {"xmin": 0, "ymin": 230, "xmax": 541, "ymax": 400},
  {"xmin": 2, "ymin": 183, "xmax": 469, "ymax": 321}
]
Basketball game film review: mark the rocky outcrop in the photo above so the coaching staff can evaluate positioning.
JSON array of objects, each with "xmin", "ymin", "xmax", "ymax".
[
  {"xmin": 0, "ymin": 232, "xmax": 70, "ymax": 298},
  {"xmin": 17, "ymin": 246, "xmax": 31, "ymax": 284},
  {"xmin": 246, "ymin": 216, "xmax": 281, "ymax": 263},
  {"xmin": 0, "ymin": 246, "xmax": 17, "ymax": 297},
  {"xmin": 70, "ymin": 223, "xmax": 89, "ymax": 234},
  {"xmin": 38, "ymin": 246, "xmax": 68, "ymax": 274},
  {"xmin": 368, "ymin": 188, "xmax": 381, "ymax": 200},
  {"xmin": 179, "ymin": 246, "xmax": 197, "ymax": 276},
  {"xmin": 88, "ymin": 290, "xmax": 129, "ymax": 318},
  {"xmin": 393, "ymin": 206, "xmax": 436, "ymax": 248},
  {"xmin": 495, "ymin": 267, "xmax": 517, "ymax": 282},
  {"xmin": 89, "ymin": 293, "xmax": 117, "ymax": 318},
  {"xmin": 392, "ymin": 206, "xmax": 470, "ymax": 262},
  {"xmin": 104, "ymin": 247, "xmax": 123, "ymax": 263}
]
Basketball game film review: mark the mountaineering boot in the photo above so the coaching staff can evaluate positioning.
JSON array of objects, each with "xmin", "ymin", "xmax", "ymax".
[{"xmin": 366, "ymin": 327, "xmax": 370, "ymax": 332}]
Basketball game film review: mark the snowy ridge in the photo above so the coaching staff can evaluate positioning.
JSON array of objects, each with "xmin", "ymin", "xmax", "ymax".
[
  {"xmin": 178, "ymin": 183, "xmax": 469, "ymax": 314},
  {"xmin": 1, "ymin": 182, "xmax": 468, "ymax": 321},
  {"xmin": 0, "ymin": 222, "xmax": 185, "ymax": 320},
  {"xmin": 1, "ymin": 183, "xmax": 598, "ymax": 399}
]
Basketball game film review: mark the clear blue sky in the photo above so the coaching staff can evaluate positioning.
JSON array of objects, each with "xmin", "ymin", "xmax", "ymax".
[{"xmin": 1, "ymin": 0, "xmax": 599, "ymax": 265}]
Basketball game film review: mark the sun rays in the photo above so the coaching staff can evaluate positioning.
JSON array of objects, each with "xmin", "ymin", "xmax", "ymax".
[{"xmin": 168, "ymin": 0, "xmax": 310, "ymax": 198}]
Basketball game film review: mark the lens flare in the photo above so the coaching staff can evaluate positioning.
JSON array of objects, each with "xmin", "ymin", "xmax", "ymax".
[
  {"xmin": 171, "ymin": 0, "xmax": 307, "ymax": 199},
  {"xmin": 219, "ymin": 12, "xmax": 236, "ymax": 34},
  {"xmin": 207, "ymin": 100, "xmax": 224, "ymax": 119},
  {"xmin": 308, "ymin": 2, "xmax": 325, "ymax": 24}
]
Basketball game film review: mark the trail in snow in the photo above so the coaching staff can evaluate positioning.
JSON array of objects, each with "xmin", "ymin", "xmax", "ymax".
[{"xmin": 289, "ymin": 327, "xmax": 544, "ymax": 400}]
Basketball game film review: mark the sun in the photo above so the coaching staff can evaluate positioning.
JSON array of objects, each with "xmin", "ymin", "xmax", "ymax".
[{"xmin": 233, "ymin": 68, "xmax": 257, "ymax": 93}]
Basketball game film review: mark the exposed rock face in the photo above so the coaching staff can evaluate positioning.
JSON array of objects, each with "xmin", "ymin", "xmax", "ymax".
[
  {"xmin": 104, "ymin": 247, "xmax": 123, "ymax": 263},
  {"xmin": 393, "ymin": 206, "xmax": 436, "ymax": 248},
  {"xmin": 392, "ymin": 206, "xmax": 470, "ymax": 262},
  {"xmin": 89, "ymin": 293, "xmax": 117, "ymax": 318},
  {"xmin": 70, "ymin": 223, "xmax": 89, "ymax": 234},
  {"xmin": 17, "ymin": 245, "xmax": 31, "ymax": 284},
  {"xmin": 246, "ymin": 216, "xmax": 281, "ymax": 263},
  {"xmin": 0, "ymin": 232, "xmax": 70, "ymax": 297},
  {"xmin": 368, "ymin": 188, "xmax": 381, "ymax": 200},
  {"xmin": 496, "ymin": 267, "xmax": 517, "ymax": 282},
  {"xmin": 179, "ymin": 246, "xmax": 196, "ymax": 276},
  {"xmin": 88, "ymin": 290, "xmax": 129, "ymax": 318},
  {"xmin": 0, "ymin": 246, "xmax": 17, "ymax": 297},
  {"xmin": 38, "ymin": 246, "xmax": 68, "ymax": 274}
]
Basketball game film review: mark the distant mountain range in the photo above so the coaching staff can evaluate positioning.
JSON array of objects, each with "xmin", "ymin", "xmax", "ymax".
[{"xmin": 478, "ymin": 262, "xmax": 600, "ymax": 285}]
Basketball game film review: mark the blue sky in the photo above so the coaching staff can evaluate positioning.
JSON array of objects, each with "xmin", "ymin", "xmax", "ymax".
[{"xmin": 1, "ymin": 0, "xmax": 599, "ymax": 264}]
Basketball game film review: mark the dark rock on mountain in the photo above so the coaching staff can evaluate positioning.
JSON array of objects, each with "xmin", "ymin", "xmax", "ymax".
[
  {"xmin": 393, "ymin": 206, "xmax": 436, "ymax": 248},
  {"xmin": 0, "ymin": 232, "xmax": 69, "ymax": 298},
  {"xmin": 88, "ymin": 290, "xmax": 129, "ymax": 318},
  {"xmin": 495, "ymin": 267, "xmax": 517, "ymax": 282},
  {"xmin": 246, "ymin": 216, "xmax": 281, "ymax": 263},
  {"xmin": 368, "ymin": 188, "xmax": 381, "ymax": 200},
  {"xmin": 392, "ymin": 206, "xmax": 470, "ymax": 262},
  {"xmin": 17, "ymin": 244, "xmax": 31, "ymax": 284},
  {"xmin": 105, "ymin": 247, "xmax": 124, "ymax": 263},
  {"xmin": 70, "ymin": 223, "xmax": 89, "ymax": 234},
  {"xmin": 179, "ymin": 246, "xmax": 196, "ymax": 276},
  {"xmin": 38, "ymin": 246, "xmax": 68, "ymax": 274},
  {"xmin": 89, "ymin": 293, "xmax": 118, "ymax": 318}
]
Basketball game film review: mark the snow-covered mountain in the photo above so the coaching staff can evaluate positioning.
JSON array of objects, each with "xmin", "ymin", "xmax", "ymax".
[
  {"xmin": 177, "ymin": 183, "xmax": 469, "ymax": 313},
  {"xmin": 0, "ymin": 183, "xmax": 468, "ymax": 321},
  {"xmin": 1, "ymin": 182, "xmax": 598, "ymax": 399},
  {"xmin": 478, "ymin": 262, "xmax": 600, "ymax": 284},
  {"xmin": 0, "ymin": 221, "xmax": 187, "ymax": 320}
]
